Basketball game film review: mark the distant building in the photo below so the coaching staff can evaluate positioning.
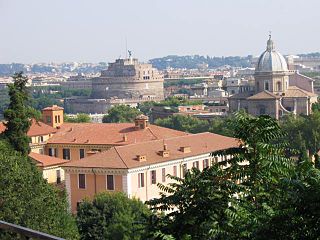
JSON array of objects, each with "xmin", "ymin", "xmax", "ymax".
[
  {"xmin": 60, "ymin": 73, "xmax": 92, "ymax": 89},
  {"xmin": 67, "ymin": 57, "xmax": 164, "ymax": 113},
  {"xmin": 229, "ymin": 36, "xmax": 318, "ymax": 119}
]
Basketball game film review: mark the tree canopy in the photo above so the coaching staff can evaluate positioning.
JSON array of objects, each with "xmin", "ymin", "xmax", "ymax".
[
  {"xmin": 147, "ymin": 112, "xmax": 320, "ymax": 239},
  {"xmin": 102, "ymin": 105, "xmax": 142, "ymax": 123},
  {"xmin": 77, "ymin": 192, "xmax": 151, "ymax": 240},
  {"xmin": 64, "ymin": 113, "xmax": 91, "ymax": 123}
]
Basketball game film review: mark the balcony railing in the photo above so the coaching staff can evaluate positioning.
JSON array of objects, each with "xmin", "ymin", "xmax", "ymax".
[{"xmin": 0, "ymin": 220, "xmax": 64, "ymax": 240}]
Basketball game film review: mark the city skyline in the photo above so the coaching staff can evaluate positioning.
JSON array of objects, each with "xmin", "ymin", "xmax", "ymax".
[{"xmin": 1, "ymin": 0, "xmax": 319, "ymax": 63}]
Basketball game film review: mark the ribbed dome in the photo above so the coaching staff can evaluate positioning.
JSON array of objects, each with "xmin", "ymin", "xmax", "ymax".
[{"xmin": 255, "ymin": 36, "xmax": 288, "ymax": 72}]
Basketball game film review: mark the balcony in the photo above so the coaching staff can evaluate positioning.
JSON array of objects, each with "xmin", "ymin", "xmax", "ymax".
[{"xmin": 0, "ymin": 220, "xmax": 64, "ymax": 240}]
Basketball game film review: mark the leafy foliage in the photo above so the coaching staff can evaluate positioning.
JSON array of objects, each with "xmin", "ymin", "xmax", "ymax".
[
  {"xmin": 147, "ymin": 166, "xmax": 242, "ymax": 239},
  {"xmin": 76, "ymin": 192, "xmax": 151, "ymax": 240},
  {"xmin": 102, "ymin": 105, "xmax": 142, "ymax": 123},
  {"xmin": 0, "ymin": 140, "xmax": 79, "ymax": 239},
  {"xmin": 155, "ymin": 114, "xmax": 233, "ymax": 136},
  {"xmin": 64, "ymin": 113, "xmax": 91, "ymax": 123},
  {"xmin": 147, "ymin": 112, "xmax": 320, "ymax": 240}
]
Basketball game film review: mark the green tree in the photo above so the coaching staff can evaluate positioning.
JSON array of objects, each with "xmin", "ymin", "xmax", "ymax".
[
  {"xmin": 3, "ymin": 72, "xmax": 34, "ymax": 155},
  {"xmin": 155, "ymin": 115, "xmax": 209, "ymax": 133},
  {"xmin": 102, "ymin": 105, "xmax": 142, "ymax": 123},
  {"xmin": 65, "ymin": 113, "xmax": 91, "ymax": 123},
  {"xmin": 255, "ymin": 160, "xmax": 320, "ymax": 239},
  {"xmin": 77, "ymin": 192, "xmax": 151, "ymax": 240},
  {"xmin": 0, "ymin": 140, "xmax": 79, "ymax": 239},
  {"xmin": 147, "ymin": 166, "xmax": 241, "ymax": 240}
]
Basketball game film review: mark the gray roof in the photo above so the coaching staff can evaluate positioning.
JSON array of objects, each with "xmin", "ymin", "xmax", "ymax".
[{"xmin": 255, "ymin": 36, "xmax": 288, "ymax": 72}]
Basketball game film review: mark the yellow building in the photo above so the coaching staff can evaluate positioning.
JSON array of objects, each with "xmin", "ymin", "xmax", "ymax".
[{"xmin": 62, "ymin": 132, "xmax": 239, "ymax": 212}]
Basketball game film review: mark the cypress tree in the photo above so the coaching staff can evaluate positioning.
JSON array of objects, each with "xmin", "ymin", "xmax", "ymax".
[{"xmin": 3, "ymin": 72, "xmax": 33, "ymax": 155}]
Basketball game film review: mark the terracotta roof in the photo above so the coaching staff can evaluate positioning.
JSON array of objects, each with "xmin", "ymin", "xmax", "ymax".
[
  {"xmin": 28, "ymin": 119, "xmax": 57, "ymax": 136},
  {"xmin": 62, "ymin": 132, "xmax": 239, "ymax": 169},
  {"xmin": 0, "ymin": 119, "xmax": 56, "ymax": 137},
  {"xmin": 42, "ymin": 105, "xmax": 64, "ymax": 111},
  {"xmin": 0, "ymin": 122, "xmax": 5, "ymax": 133},
  {"xmin": 29, "ymin": 152, "xmax": 68, "ymax": 167},
  {"xmin": 47, "ymin": 123, "xmax": 187, "ymax": 145},
  {"xmin": 247, "ymin": 90, "xmax": 280, "ymax": 100},
  {"xmin": 284, "ymin": 86, "xmax": 317, "ymax": 98}
]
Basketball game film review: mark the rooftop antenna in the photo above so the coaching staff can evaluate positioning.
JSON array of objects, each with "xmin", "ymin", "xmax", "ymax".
[{"xmin": 125, "ymin": 37, "xmax": 128, "ymax": 58}]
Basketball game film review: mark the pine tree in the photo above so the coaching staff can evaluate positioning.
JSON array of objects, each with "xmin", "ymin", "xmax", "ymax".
[{"xmin": 3, "ymin": 72, "xmax": 33, "ymax": 155}]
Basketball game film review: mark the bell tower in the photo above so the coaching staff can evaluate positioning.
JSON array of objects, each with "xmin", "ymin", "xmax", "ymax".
[{"xmin": 42, "ymin": 105, "xmax": 64, "ymax": 128}]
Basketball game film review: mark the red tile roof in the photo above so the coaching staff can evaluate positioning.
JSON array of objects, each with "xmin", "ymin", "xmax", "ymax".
[
  {"xmin": 29, "ymin": 152, "xmax": 68, "ymax": 167},
  {"xmin": 47, "ymin": 123, "xmax": 188, "ymax": 145},
  {"xmin": 0, "ymin": 122, "xmax": 5, "ymax": 133},
  {"xmin": 0, "ymin": 120, "xmax": 57, "ymax": 137},
  {"xmin": 42, "ymin": 105, "xmax": 64, "ymax": 111},
  {"xmin": 62, "ymin": 132, "xmax": 239, "ymax": 169}
]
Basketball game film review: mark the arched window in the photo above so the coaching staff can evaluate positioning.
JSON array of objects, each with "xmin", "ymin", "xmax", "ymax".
[
  {"xmin": 264, "ymin": 81, "xmax": 269, "ymax": 91},
  {"xmin": 277, "ymin": 81, "xmax": 281, "ymax": 91}
]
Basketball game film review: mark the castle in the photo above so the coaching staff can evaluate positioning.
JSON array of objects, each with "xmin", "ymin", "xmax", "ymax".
[{"xmin": 66, "ymin": 57, "xmax": 164, "ymax": 113}]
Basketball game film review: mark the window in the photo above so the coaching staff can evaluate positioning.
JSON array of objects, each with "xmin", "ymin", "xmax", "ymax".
[
  {"xmin": 138, "ymin": 173, "xmax": 144, "ymax": 188},
  {"xmin": 276, "ymin": 81, "xmax": 281, "ymax": 91},
  {"xmin": 48, "ymin": 148, "xmax": 54, "ymax": 156},
  {"xmin": 55, "ymin": 115, "xmax": 58, "ymax": 123},
  {"xmin": 63, "ymin": 148, "xmax": 70, "ymax": 160},
  {"xmin": 264, "ymin": 81, "xmax": 269, "ymax": 91},
  {"xmin": 182, "ymin": 164, "xmax": 187, "ymax": 178},
  {"xmin": 173, "ymin": 166, "xmax": 177, "ymax": 177},
  {"xmin": 39, "ymin": 149, "xmax": 44, "ymax": 155},
  {"xmin": 107, "ymin": 175, "xmax": 114, "ymax": 190},
  {"xmin": 58, "ymin": 115, "xmax": 61, "ymax": 123},
  {"xmin": 203, "ymin": 159, "xmax": 209, "ymax": 169},
  {"xmin": 151, "ymin": 170, "xmax": 157, "ymax": 184},
  {"xmin": 38, "ymin": 136, "xmax": 44, "ymax": 143},
  {"xmin": 162, "ymin": 168, "xmax": 166, "ymax": 182},
  {"xmin": 78, "ymin": 174, "xmax": 86, "ymax": 189},
  {"xmin": 79, "ymin": 149, "xmax": 85, "ymax": 159},
  {"xmin": 56, "ymin": 170, "xmax": 61, "ymax": 184},
  {"xmin": 192, "ymin": 161, "xmax": 199, "ymax": 169}
]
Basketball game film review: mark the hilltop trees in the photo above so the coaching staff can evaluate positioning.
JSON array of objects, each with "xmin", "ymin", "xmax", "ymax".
[
  {"xmin": 102, "ymin": 105, "xmax": 142, "ymax": 123},
  {"xmin": 64, "ymin": 113, "xmax": 91, "ymax": 123}
]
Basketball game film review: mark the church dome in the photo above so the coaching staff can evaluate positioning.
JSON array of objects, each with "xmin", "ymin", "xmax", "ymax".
[{"xmin": 255, "ymin": 36, "xmax": 288, "ymax": 72}]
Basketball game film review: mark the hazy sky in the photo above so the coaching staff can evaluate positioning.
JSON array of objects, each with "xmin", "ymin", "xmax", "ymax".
[{"xmin": 1, "ymin": 0, "xmax": 319, "ymax": 63}]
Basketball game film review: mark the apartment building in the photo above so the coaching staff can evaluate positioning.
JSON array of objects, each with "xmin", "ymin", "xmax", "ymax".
[{"xmin": 62, "ymin": 132, "xmax": 239, "ymax": 212}]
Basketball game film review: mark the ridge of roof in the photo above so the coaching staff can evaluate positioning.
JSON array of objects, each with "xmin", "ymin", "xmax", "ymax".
[
  {"xmin": 62, "ymin": 132, "xmax": 239, "ymax": 169},
  {"xmin": 114, "ymin": 146, "xmax": 129, "ymax": 169},
  {"xmin": 247, "ymin": 90, "xmax": 279, "ymax": 100}
]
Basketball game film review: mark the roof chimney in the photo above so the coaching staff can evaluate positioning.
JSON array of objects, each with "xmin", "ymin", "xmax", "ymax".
[
  {"xmin": 180, "ymin": 146, "xmax": 191, "ymax": 153},
  {"xmin": 136, "ymin": 155, "xmax": 147, "ymax": 162},
  {"xmin": 159, "ymin": 143, "xmax": 170, "ymax": 157},
  {"xmin": 123, "ymin": 134, "xmax": 128, "ymax": 142},
  {"xmin": 164, "ymin": 143, "xmax": 168, "ymax": 151},
  {"xmin": 134, "ymin": 114, "xmax": 149, "ymax": 130}
]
